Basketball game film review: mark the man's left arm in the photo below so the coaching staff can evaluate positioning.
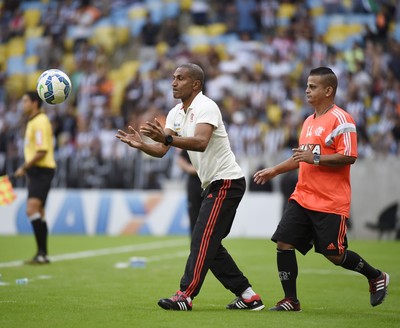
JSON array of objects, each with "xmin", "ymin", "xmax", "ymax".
[{"xmin": 292, "ymin": 146, "xmax": 356, "ymax": 167}]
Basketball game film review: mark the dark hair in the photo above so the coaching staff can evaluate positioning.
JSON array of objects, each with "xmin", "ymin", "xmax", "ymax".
[
  {"xmin": 25, "ymin": 91, "xmax": 43, "ymax": 108},
  {"xmin": 178, "ymin": 63, "xmax": 205, "ymax": 87},
  {"xmin": 309, "ymin": 67, "xmax": 338, "ymax": 95}
]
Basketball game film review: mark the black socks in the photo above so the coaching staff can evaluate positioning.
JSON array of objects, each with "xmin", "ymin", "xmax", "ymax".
[
  {"xmin": 339, "ymin": 250, "xmax": 380, "ymax": 280},
  {"xmin": 31, "ymin": 218, "xmax": 48, "ymax": 255},
  {"xmin": 277, "ymin": 249, "xmax": 298, "ymax": 299}
]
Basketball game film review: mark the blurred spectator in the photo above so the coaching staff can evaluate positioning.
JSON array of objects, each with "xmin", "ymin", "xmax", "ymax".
[
  {"xmin": 190, "ymin": 0, "xmax": 210, "ymax": 25},
  {"xmin": 279, "ymin": 169, "xmax": 298, "ymax": 212},
  {"xmin": 8, "ymin": 7, "xmax": 25, "ymax": 37},
  {"xmin": 71, "ymin": 0, "xmax": 101, "ymax": 50},
  {"xmin": 177, "ymin": 150, "xmax": 202, "ymax": 235},
  {"xmin": 235, "ymin": 0, "xmax": 259, "ymax": 38},
  {"xmin": 122, "ymin": 72, "xmax": 144, "ymax": 123},
  {"xmin": 140, "ymin": 13, "xmax": 160, "ymax": 47},
  {"xmin": 248, "ymin": 165, "xmax": 273, "ymax": 192},
  {"xmin": 160, "ymin": 18, "xmax": 181, "ymax": 48},
  {"xmin": 0, "ymin": 0, "xmax": 399, "ymax": 189},
  {"xmin": 392, "ymin": 116, "xmax": 400, "ymax": 155}
]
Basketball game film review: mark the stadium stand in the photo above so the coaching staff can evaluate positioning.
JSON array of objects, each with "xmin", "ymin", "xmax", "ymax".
[{"xmin": 0, "ymin": 0, "xmax": 399, "ymax": 190}]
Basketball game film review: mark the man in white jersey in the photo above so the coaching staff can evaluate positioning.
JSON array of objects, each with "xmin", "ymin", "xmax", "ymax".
[{"xmin": 116, "ymin": 63, "xmax": 264, "ymax": 311}]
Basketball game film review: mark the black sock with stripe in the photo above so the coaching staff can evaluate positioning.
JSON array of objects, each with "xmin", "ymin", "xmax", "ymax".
[{"xmin": 339, "ymin": 250, "xmax": 380, "ymax": 280}]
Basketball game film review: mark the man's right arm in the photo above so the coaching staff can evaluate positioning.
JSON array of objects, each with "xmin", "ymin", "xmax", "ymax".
[
  {"xmin": 253, "ymin": 156, "xmax": 299, "ymax": 185},
  {"xmin": 115, "ymin": 125, "xmax": 171, "ymax": 158}
]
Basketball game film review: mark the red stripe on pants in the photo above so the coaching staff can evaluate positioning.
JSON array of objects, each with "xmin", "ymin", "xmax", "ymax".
[{"xmin": 185, "ymin": 180, "xmax": 231, "ymax": 296}]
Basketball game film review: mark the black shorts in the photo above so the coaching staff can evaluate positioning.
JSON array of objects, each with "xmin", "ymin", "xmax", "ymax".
[
  {"xmin": 26, "ymin": 166, "xmax": 55, "ymax": 205},
  {"xmin": 271, "ymin": 200, "xmax": 349, "ymax": 256}
]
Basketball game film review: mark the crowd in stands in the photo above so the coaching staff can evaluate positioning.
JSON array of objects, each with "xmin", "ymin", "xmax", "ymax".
[{"xmin": 0, "ymin": 0, "xmax": 399, "ymax": 190}]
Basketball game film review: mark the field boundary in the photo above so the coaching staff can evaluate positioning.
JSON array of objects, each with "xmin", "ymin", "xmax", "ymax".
[{"xmin": 0, "ymin": 239, "xmax": 188, "ymax": 268}]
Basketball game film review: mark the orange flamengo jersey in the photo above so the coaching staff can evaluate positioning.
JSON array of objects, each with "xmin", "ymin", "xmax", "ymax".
[{"xmin": 290, "ymin": 105, "xmax": 357, "ymax": 217}]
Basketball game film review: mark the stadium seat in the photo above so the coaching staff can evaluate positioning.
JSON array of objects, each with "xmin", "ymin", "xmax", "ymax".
[
  {"xmin": 310, "ymin": 6, "xmax": 324, "ymax": 17},
  {"xmin": 109, "ymin": 80, "xmax": 125, "ymax": 115},
  {"xmin": 63, "ymin": 38, "xmax": 75, "ymax": 52},
  {"xmin": 187, "ymin": 25, "xmax": 207, "ymax": 36},
  {"xmin": 306, "ymin": 0, "xmax": 325, "ymax": 18},
  {"xmin": 23, "ymin": 8, "xmax": 41, "ymax": 28},
  {"xmin": 128, "ymin": 4, "xmax": 147, "ymax": 36},
  {"xmin": 25, "ymin": 26, "xmax": 45, "ymax": 38},
  {"xmin": 108, "ymin": 68, "xmax": 124, "ymax": 83},
  {"xmin": 6, "ymin": 37, "xmax": 26, "ymax": 57},
  {"xmin": 6, "ymin": 55, "xmax": 25, "ymax": 75},
  {"xmin": 20, "ymin": 1, "xmax": 43, "ymax": 10},
  {"xmin": 25, "ymin": 55, "xmax": 39, "ymax": 73},
  {"xmin": 323, "ymin": 22, "xmax": 363, "ymax": 49},
  {"xmin": 180, "ymin": 0, "xmax": 192, "ymax": 11},
  {"xmin": 314, "ymin": 16, "xmax": 329, "ymax": 35},
  {"xmin": 25, "ymin": 36, "xmax": 42, "ymax": 56},
  {"xmin": 155, "ymin": 41, "xmax": 169, "ymax": 56},
  {"xmin": 26, "ymin": 70, "xmax": 41, "ymax": 90},
  {"xmin": 91, "ymin": 25, "xmax": 116, "ymax": 55},
  {"xmin": 277, "ymin": 3, "xmax": 296, "ymax": 26},
  {"xmin": 62, "ymin": 53, "xmax": 76, "ymax": 73},
  {"xmin": 214, "ymin": 44, "xmax": 228, "ymax": 60},
  {"xmin": 207, "ymin": 23, "xmax": 228, "ymax": 45},
  {"xmin": 115, "ymin": 25, "xmax": 131, "ymax": 46},
  {"xmin": 0, "ymin": 44, "xmax": 6, "ymax": 67},
  {"xmin": 393, "ymin": 24, "xmax": 400, "ymax": 42},
  {"xmin": 146, "ymin": 0, "xmax": 164, "ymax": 24},
  {"xmin": 120, "ymin": 60, "xmax": 140, "ymax": 83},
  {"xmin": 164, "ymin": 0, "xmax": 180, "ymax": 19},
  {"xmin": 183, "ymin": 25, "xmax": 209, "ymax": 49},
  {"xmin": 191, "ymin": 44, "xmax": 210, "ymax": 55},
  {"xmin": 207, "ymin": 23, "xmax": 227, "ymax": 37},
  {"xmin": 5, "ymin": 74, "xmax": 26, "ymax": 99}
]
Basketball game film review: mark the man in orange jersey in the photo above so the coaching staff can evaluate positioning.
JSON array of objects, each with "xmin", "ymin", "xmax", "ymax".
[{"xmin": 254, "ymin": 67, "xmax": 389, "ymax": 311}]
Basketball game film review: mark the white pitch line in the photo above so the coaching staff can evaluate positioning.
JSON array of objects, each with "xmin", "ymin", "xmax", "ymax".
[
  {"xmin": 146, "ymin": 250, "xmax": 189, "ymax": 262},
  {"xmin": 0, "ymin": 239, "xmax": 189, "ymax": 268}
]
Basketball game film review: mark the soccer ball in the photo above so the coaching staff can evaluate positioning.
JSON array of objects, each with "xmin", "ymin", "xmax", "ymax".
[{"xmin": 36, "ymin": 69, "xmax": 72, "ymax": 105}]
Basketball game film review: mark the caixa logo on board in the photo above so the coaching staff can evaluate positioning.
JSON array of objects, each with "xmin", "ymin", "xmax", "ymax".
[{"xmin": 13, "ymin": 190, "xmax": 190, "ymax": 235}]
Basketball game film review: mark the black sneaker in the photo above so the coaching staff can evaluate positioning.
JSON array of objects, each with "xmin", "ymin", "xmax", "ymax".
[
  {"xmin": 369, "ymin": 271, "xmax": 390, "ymax": 307},
  {"xmin": 269, "ymin": 298, "xmax": 301, "ymax": 311},
  {"xmin": 158, "ymin": 290, "xmax": 192, "ymax": 311},
  {"xmin": 226, "ymin": 294, "xmax": 265, "ymax": 311},
  {"xmin": 25, "ymin": 254, "xmax": 50, "ymax": 265}
]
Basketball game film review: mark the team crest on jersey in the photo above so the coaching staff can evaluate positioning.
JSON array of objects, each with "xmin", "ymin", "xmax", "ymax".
[{"xmin": 314, "ymin": 126, "xmax": 325, "ymax": 137}]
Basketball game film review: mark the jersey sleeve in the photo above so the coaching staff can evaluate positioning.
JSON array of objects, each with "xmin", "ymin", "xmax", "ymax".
[
  {"xmin": 326, "ymin": 112, "xmax": 358, "ymax": 157},
  {"xmin": 165, "ymin": 106, "xmax": 178, "ymax": 132},
  {"xmin": 196, "ymin": 101, "xmax": 219, "ymax": 128}
]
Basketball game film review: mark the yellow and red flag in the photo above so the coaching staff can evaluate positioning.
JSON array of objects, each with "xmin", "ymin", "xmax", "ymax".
[{"xmin": 0, "ymin": 175, "xmax": 17, "ymax": 205}]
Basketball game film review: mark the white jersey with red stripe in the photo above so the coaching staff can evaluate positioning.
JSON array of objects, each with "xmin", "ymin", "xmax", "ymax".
[{"xmin": 166, "ymin": 92, "xmax": 243, "ymax": 189}]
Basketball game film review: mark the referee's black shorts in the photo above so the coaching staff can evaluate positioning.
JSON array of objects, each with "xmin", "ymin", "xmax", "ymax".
[
  {"xmin": 272, "ymin": 199, "xmax": 349, "ymax": 256},
  {"xmin": 26, "ymin": 166, "xmax": 55, "ymax": 205}
]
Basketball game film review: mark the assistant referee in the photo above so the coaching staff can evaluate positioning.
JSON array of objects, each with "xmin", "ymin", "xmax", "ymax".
[{"xmin": 14, "ymin": 91, "xmax": 56, "ymax": 264}]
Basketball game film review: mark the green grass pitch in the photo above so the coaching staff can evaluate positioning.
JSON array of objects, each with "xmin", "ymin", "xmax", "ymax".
[{"xmin": 0, "ymin": 235, "xmax": 398, "ymax": 328}]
